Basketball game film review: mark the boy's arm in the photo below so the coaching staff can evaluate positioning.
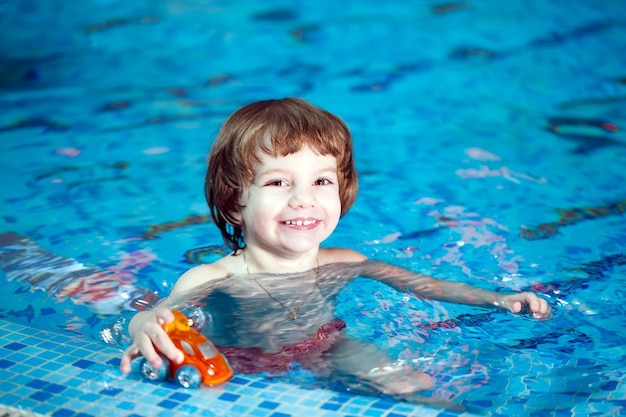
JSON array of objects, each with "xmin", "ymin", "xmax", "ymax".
[
  {"xmin": 120, "ymin": 264, "xmax": 230, "ymax": 374},
  {"xmin": 354, "ymin": 260, "xmax": 552, "ymax": 319}
]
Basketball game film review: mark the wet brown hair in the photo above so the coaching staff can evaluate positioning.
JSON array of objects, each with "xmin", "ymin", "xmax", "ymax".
[{"xmin": 205, "ymin": 98, "xmax": 358, "ymax": 251}]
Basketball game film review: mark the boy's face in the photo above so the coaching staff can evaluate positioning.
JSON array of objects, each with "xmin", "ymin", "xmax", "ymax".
[{"xmin": 234, "ymin": 145, "xmax": 341, "ymax": 258}]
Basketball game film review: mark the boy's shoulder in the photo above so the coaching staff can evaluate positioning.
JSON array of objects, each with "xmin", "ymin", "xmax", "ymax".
[
  {"xmin": 172, "ymin": 257, "xmax": 234, "ymax": 294},
  {"xmin": 319, "ymin": 247, "xmax": 367, "ymax": 265}
]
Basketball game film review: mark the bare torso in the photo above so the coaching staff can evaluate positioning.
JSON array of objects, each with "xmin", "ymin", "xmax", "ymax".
[{"xmin": 165, "ymin": 263, "xmax": 360, "ymax": 351}]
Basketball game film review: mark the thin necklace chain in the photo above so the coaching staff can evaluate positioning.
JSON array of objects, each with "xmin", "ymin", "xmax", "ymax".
[{"xmin": 243, "ymin": 252, "xmax": 319, "ymax": 320}]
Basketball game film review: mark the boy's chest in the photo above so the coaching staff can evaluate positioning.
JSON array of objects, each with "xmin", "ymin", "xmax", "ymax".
[{"xmin": 201, "ymin": 284, "xmax": 337, "ymax": 350}]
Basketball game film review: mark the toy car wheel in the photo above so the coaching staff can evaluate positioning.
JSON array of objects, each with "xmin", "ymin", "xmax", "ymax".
[
  {"xmin": 139, "ymin": 355, "xmax": 169, "ymax": 381},
  {"xmin": 175, "ymin": 365, "xmax": 201, "ymax": 388}
]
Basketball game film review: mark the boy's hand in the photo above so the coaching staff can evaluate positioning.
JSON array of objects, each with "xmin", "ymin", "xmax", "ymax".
[
  {"xmin": 119, "ymin": 307, "xmax": 185, "ymax": 374},
  {"xmin": 497, "ymin": 292, "xmax": 552, "ymax": 320}
]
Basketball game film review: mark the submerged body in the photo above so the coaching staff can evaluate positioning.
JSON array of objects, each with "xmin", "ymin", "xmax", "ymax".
[{"xmin": 162, "ymin": 260, "xmax": 447, "ymax": 397}]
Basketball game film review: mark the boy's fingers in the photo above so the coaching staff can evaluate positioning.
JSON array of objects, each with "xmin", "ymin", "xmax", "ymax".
[
  {"xmin": 517, "ymin": 293, "xmax": 552, "ymax": 319},
  {"xmin": 502, "ymin": 293, "xmax": 552, "ymax": 319},
  {"xmin": 146, "ymin": 327, "xmax": 184, "ymax": 365},
  {"xmin": 534, "ymin": 298, "xmax": 552, "ymax": 319},
  {"xmin": 120, "ymin": 346, "xmax": 138, "ymax": 374},
  {"xmin": 155, "ymin": 308, "xmax": 175, "ymax": 326},
  {"xmin": 502, "ymin": 294, "xmax": 524, "ymax": 312}
]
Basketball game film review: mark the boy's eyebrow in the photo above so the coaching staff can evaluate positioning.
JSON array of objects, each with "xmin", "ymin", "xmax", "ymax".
[{"xmin": 256, "ymin": 166, "xmax": 338, "ymax": 177}]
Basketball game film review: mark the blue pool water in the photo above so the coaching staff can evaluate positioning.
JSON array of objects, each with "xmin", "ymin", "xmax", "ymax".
[{"xmin": 1, "ymin": 0, "xmax": 626, "ymax": 416}]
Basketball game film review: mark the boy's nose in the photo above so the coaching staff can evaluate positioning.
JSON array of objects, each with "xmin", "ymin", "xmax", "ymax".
[{"xmin": 289, "ymin": 186, "xmax": 315, "ymax": 208}]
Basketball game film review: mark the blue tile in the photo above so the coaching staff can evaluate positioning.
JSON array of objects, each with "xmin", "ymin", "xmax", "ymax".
[
  {"xmin": 7, "ymin": 352, "xmax": 28, "ymax": 363},
  {"xmin": 76, "ymin": 370, "xmax": 100, "ymax": 379},
  {"xmin": 0, "ymin": 359, "xmax": 15, "ymax": 369},
  {"xmin": 278, "ymin": 394, "xmax": 300, "ymax": 404},
  {"xmin": 169, "ymin": 392, "xmax": 191, "ymax": 401},
  {"xmin": 0, "ymin": 369, "xmax": 15, "ymax": 380},
  {"xmin": 39, "ymin": 341, "xmax": 57, "ymax": 350},
  {"xmin": 219, "ymin": 392, "xmax": 240, "ymax": 402},
  {"xmin": 438, "ymin": 411, "xmax": 465, "ymax": 417},
  {"xmin": 52, "ymin": 344, "xmax": 71, "ymax": 353},
  {"xmin": 259, "ymin": 400, "xmax": 279, "ymax": 410},
  {"xmin": 157, "ymin": 399, "xmax": 179, "ymax": 409},
  {"xmin": 66, "ymin": 378, "xmax": 88, "ymax": 388},
  {"xmin": 0, "ymin": 380, "xmax": 17, "ymax": 392},
  {"xmin": 299, "ymin": 399, "xmax": 321, "ymax": 407},
  {"xmin": 73, "ymin": 359, "xmax": 95, "ymax": 369},
  {"xmin": 22, "ymin": 346, "xmax": 44, "ymax": 357},
  {"xmin": 24, "ymin": 356, "xmax": 46, "ymax": 366},
  {"xmin": 321, "ymin": 402, "xmax": 342, "ymax": 411},
  {"xmin": 151, "ymin": 387, "xmax": 173, "ymax": 397},
  {"xmin": 106, "ymin": 357, "xmax": 121, "ymax": 366},
  {"xmin": 30, "ymin": 391, "xmax": 53, "ymax": 402},
  {"xmin": 14, "ymin": 384, "xmax": 36, "ymax": 395},
  {"xmin": 116, "ymin": 401, "xmax": 136, "ymax": 410},
  {"xmin": 370, "ymin": 399, "xmax": 396, "ymax": 409},
  {"xmin": 198, "ymin": 411, "xmax": 222, "ymax": 417},
  {"xmin": 31, "ymin": 403, "xmax": 57, "ymax": 415},
  {"xmin": 99, "ymin": 387, "xmax": 123, "ymax": 396},
  {"xmin": 259, "ymin": 391, "xmax": 279, "ymax": 400},
  {"xmin": 4, "ymin": 342, "xmax": 27, "ymax": 351},
  {"xmin": 49, "ymin": 395, "xmax": 72, "ymax": 408},
  {"xmin": 230, "ymin": 404, "xmax": 251, "ymax": 414},
  {"xmin": 331, "ymin": 393, "xmax": 354, "ymax": 402},
  {"xmin": 250, "ymin": 380, "xmax": 270, "ymax": 388},
  {"xmin": 62, "ymin": 388, "xmax": 84, "ymax": 399},
  {"xmin": 179, "ymin": 404, "xmax": 199, "ymax": 413},
  {"xmin": 26, "ymin": 378, "xmax": 48, "ymax": 389},
  {"xmin": 241, "ymin": 386, "xmax": 265, "ymax": 396},
  {"xmin": 342, "ymin": 405, "xmax": 364, "ymax": 414},
  {"xmin": 0, "ymin": 392, "xmax": 21, "ymax": 405},
  {"xmin": 44, "ymin": 383, "xmax": 66, "ymax": 393},
  {"xmin": 230, "ymin": 376, "xmax": 251, "ymax": 385},
  {"xmin": 38, "ymin": 350, "xmax": 59, "ymax": 360},
  {"xmin": 42, "ymin": 361, "xmax": 64, "ymax": 372},
  {"xmin": 51, "ymin": 408, "xmax": 76, "ymax": 417},
  {"xmin": 72, "ymin": 349, "xmax": 93, "ymax": 358},
  {"xmin": 27, "ymin": 368, "xmax": 49, "ymax": 378}
]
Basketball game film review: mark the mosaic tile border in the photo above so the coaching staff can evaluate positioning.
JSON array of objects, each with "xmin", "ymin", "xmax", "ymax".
[{"xmin": 0, "ymin": 319, "xmax": 480, "ymax": 417}]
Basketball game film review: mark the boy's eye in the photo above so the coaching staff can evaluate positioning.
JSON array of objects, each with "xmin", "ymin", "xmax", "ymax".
[
  {"xmin": 265, "ymin": 179, "xmax": 287, "ymax": 187},
  {"xmin": 315, "ymin": 178, "xmax": 332, "ymax": 186}
]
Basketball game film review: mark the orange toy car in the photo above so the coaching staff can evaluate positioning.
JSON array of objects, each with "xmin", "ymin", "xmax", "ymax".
[{"xmin": 139, "ymin": 310, "xmax": 233, "ymax": 388}]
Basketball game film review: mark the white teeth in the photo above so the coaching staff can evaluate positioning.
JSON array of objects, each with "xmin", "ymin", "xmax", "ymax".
[{"xmin": 285, "ymin": 220, "xmax": 316, "ymax": 226}]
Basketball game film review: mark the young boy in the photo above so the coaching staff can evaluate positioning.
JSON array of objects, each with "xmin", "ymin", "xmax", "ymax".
[{"xmin": 120, "ymin": 98, "xmax": 551, "ymax": 400}]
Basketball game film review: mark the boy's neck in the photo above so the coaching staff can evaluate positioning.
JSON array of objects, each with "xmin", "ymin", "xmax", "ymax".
[{"xmin": 241, "ymin": 247, "xmax": 319, "ymax": 274}]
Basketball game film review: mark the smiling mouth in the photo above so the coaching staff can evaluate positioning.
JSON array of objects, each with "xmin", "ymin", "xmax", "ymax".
[{"xmin": 283, "ymin": 219, "xmax": 318, "ymax": 226}]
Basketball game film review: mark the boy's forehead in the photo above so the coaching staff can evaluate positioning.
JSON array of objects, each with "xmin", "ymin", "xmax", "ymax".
[{"xmin": 251, "ymin": 148, "xmax": 338, "ymax": 172}]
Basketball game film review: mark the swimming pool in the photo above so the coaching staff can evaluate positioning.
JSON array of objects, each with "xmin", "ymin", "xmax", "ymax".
[{"xmin": 1, "ymin": 0, "xmax": 625, "ymax": 415}]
